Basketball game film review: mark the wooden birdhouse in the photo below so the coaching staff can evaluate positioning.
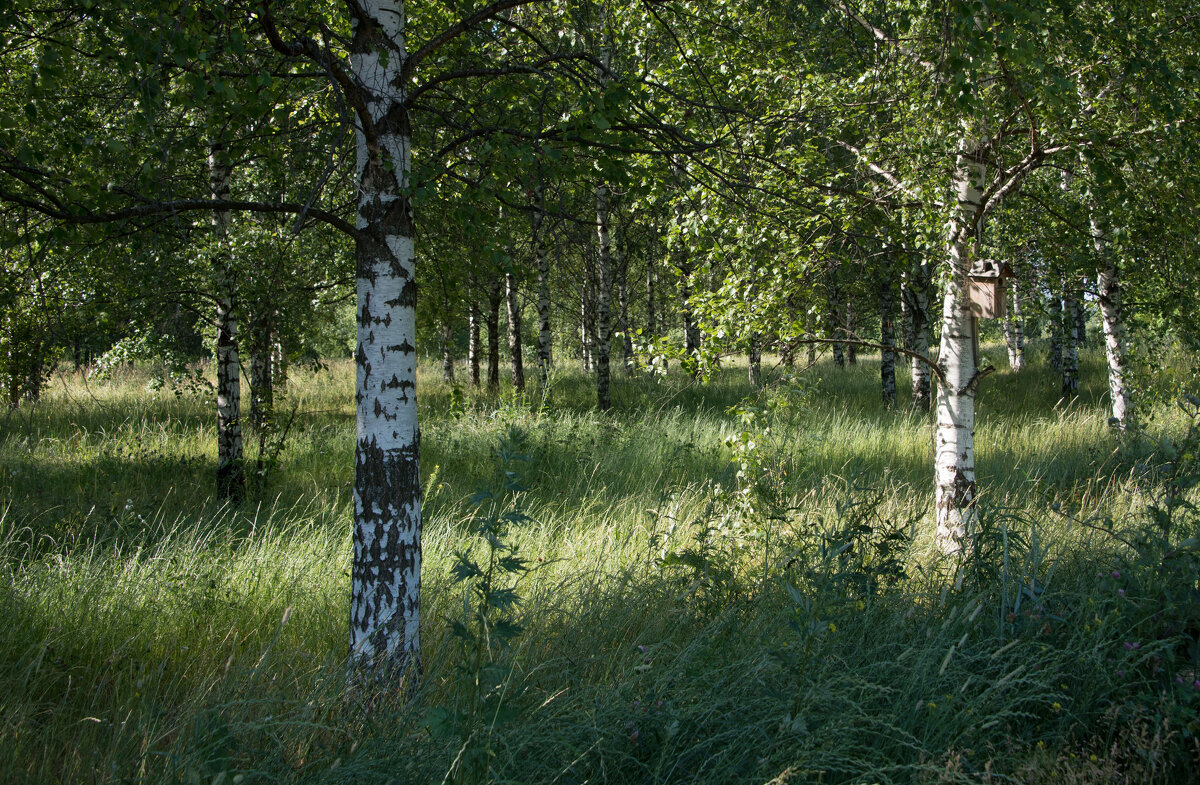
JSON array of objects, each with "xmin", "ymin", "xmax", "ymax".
[{"xmin": 967, "ymin": 260, "xmax": 1014, "ymax": 319}]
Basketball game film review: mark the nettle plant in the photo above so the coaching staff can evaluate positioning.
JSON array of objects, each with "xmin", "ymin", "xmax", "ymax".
[{"xmin": 427, "ymin": 427, "xmax": 533, "ymax": 785}]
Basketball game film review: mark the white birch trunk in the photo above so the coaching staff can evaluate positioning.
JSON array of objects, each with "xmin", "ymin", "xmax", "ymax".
[
  {"xmin": 441, "ymin": 319, "xmax": 455, "ymax": 383},
  {"xmin": 1048, "ymin": 291, "xmax": 1063, "ymax": 372},
  {"xmin": 1093, "ymin": 213, "xmax": 1132, "ymax": 427},
  {"xmin": 1061, "ymin": 288, "xmax": 1080, "ymax": 395},
  {"xmin": 615, "ymin": 215, "xmax": 634, "ymax": 376},
  {"xmin": 879, "ymin": 278, "xmax": 897, "ymax": 408},
  {"xmin": 532, "ymin": 188, "xmax": 552, "ymax": 391},
  {"xmin": 467, "ymin": 273, "xmax": 481, "ymax": 387},
  {"xmin": 595, "ymin": 183, "xmax": 614, "ymax": 410},
  {"xmin": 934, "ymin": 142, "xmax": 986, "ymax": 557},
  {"xmin": 1002, "ymin": 280, "xmax": 1026, "ymax": 371},
  {"xmin": 902, "ymin": 259, "xmax": 933, "ymax": 411},
  {"xmin": 486, "ymin": 277, "xmax": 501, "ymax": 392},
  {"xmin": 581, "ymin": 253, "xmax": 595, "ymax": 373},
  {"xmin": 506, "ymin": 272, "xmax": 524, "ymax": 392},
  {"xmin": 209, "ymin": 143, "xmax": 243, "ymax": 503},
  {"xmin": 827, "ymin": 277, "xmax": 845, "ymax": 368},
  {"xmin": 748, "ymin": 334, "xmax": 762, "ymax": 387},
  {"xmin": 349, "ymin": 0, "xmax": 421, "ymax": 675},
  {"xmin": 845, "ymin": 301, "xmax": 857, "ymax": 365}
]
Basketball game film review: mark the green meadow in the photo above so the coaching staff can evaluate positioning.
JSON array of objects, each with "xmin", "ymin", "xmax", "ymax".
[{"xmin": 3, "ymin": 347, "xmax": 1199, "ymax": 784}]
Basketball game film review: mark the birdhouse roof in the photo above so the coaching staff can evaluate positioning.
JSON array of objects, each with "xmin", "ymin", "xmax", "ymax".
[{"xmin": 968, "ymin": 259, "xmax": 1013, "ymax": 280}]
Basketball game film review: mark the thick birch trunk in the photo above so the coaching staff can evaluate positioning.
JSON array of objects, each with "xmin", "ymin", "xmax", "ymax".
[
  {"xmin": 646, "ymin": 257, "xmax": 657, "ymax": 339},
  {"xmin": 879, "ymin": 279, "xmax": 897, "ymax": 408},
  {"xmin": 349, "ymin": 0, "xmax": 421, "ymax": 676},
  {"xmin": 467, "ymin": 274, "xmax": 481, "ymax": 387},
  {"xmin": 934, "ymin": 142, "xmax": 986, "ymax": 557},
  {"xmin": 209, "ymin": 143, "xmax": 244, "ymax": 503},
  {"xmin": 902, "ymin": 259, "xmax": 933, "ymax": 411},
  {"xmin": 506, "ymin": 272, "xmax": 524, "ymax": 392},
  {"xmin": 595, "ymin": 184, "xmax": 614, "ymax": 410},
  {"xmin": 1093, "ymin": 214, "xmax": 1132, "ymax": 427},
  {"xmin": 486, "ymin": 277, "xmax": 501, "ymax": 393}
]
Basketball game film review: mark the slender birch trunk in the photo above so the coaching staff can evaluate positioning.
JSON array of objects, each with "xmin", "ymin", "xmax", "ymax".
[
  {"xmin": 1074, "ymin": 285, "xmax": 1087, "ymax": 349},
  {"xmin": 646, "ymin": 256, "xmax": 657, "ymax": 339},
  {"xmin": 748, "ymin": 334, "xmax": 762, "ymax": 387},
  {"xmin": 934, "ymin": 141, "xmax": 986, "ymax": 557},
  {"xmin": 594, "ymin": 183, "xmax": 615, "ymax": 409},
  {"xmin": 1048, "ymin": 292, "xmax": 1063, "ymax": 372},
  {"xmin": 486, "ymin": 277, "xmax": 501, "ymax": 393},
  {"xmin": 1093, "ymin": 213, "xmax": 1132, "ymax": 427},
  {"xmin": 1002, "ymin": 280, "xmax": 1026, "ymax": 371},
  {"xmin": 879, "ymin": 278, "xmax": 897, "ymax": 409},
  {"xmin": 581, "ymin": 252, "xmax": 595, "ymax": 373},
  {"xmin": 532, "ymin": 186, "xmax": 552, "ymax": 392},
  {"xmin": 902, "ymin": 258, "xmax": 933, "ymax": 411},
  {"xmin": 441, "ymin": 319, "xmax": 455, "ymax": 383},
  {"xmin": 673, "ymin": 165, "xmax": 700, "ymax": 371},
  {"xmin": 468, "ymin": 274, "xmax": 481, "ymax": 387},
  {"xmin": 806, "ymin": 311, "xmax": 817, "ymax": 366},
  {"xmin": 348, "ymin": 0, "xmax": 421, "ymax": 675},
  {"xmin": 845, "ymin": 302, "xmax": 858, "ymax": 365},
  {"xmin": 506, "ymin": 272, "xmax": 524, "ymax": 392},
  {"xmin": 615, "ymin": 217, "xmax": 634, "ymax": 376},
  {"xmin": 248, "ymin": 311, "xmax": 276, "ymax": 430},
  {"xmin": 1061, "ymin": 287, "xmax": 1080, "ymax": 395},
  {"xmin": 209, "ymin": 143, "xmax": 244, "ymax": 503},
  {"xmin": 827, "ymin": 277, "xmax": 845, "ymax": 368}
]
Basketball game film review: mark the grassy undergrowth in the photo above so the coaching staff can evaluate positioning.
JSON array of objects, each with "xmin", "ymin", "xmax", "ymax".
[{"xmin": 2, "ymin": 346, "xmax": 1199, "ymax": 783}]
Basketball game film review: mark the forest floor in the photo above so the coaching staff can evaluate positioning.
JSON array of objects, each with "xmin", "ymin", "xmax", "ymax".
[{"xmin": 3, "ymin": 344, "xmax": 1200, "ymax": 784}]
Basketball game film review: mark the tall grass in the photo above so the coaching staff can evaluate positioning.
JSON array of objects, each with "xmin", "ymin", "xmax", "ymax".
[{"xmin": 2, "ymin": 345, "xmax": 1198, "ymax": 783}]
